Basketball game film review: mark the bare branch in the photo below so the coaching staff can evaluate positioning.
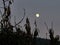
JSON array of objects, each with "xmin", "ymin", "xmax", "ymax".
[
  {"xmin": 15, "ymin": 8, "xmax": 26, "ymax": 26},
  {"xmin": 0, "ymin": 10, "xmax": 2, "ymax": 16},
  {"xmin": 44, "ymin": 22, "xmax": 49, "ymax": 31},
  {"xmin": 51, "ymin": 21, "xmax": 53, "ymax": 29}
]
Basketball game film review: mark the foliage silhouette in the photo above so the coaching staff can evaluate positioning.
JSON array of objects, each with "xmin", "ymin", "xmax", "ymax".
[{"xmin": 0, "ymin": 0, "xmax": 60, "ymax": 45}]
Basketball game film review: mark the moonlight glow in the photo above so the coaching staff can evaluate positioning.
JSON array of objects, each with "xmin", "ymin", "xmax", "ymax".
[{"xmin": 36, "ymin": 13, "xmax": 40, "ymax": 17}]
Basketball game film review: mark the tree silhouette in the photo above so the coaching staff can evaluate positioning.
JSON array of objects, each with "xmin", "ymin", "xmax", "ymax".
[
  {"xmin": 25, "ymin": 17, "xmax": 31, "ymax": 35},
  {"xmin": 0, "ymin": 0, "xmax": 60, "ymax": 45}
]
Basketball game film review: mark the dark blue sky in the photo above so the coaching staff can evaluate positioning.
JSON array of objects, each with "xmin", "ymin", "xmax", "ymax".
[{"xmin": 0, "ymin": 0, "xmax": 60, "ymax": 39}]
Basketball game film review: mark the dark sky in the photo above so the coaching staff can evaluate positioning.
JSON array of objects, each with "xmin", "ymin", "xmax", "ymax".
[{"xmin": 0, "ymin": 0, "xmax": 60, "ymax": 39}]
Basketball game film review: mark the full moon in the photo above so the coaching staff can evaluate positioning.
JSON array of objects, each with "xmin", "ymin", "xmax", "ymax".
[{"xmin": 36, "ymin": 13, "xmax": 40, "ymax": 17}]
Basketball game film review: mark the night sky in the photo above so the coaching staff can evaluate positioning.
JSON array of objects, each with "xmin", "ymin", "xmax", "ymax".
[{"xmin": 0, "ymin": 0, "xmax": 60, "ymax": 39}]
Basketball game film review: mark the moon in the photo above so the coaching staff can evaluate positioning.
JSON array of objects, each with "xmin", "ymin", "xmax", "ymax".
[{"xmin": 36, "ymin": 13, "xmax": 40, "ymax": 17}]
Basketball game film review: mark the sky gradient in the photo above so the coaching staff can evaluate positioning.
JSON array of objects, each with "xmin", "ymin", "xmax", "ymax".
[{"xmin": 0, "ymin": 0, "xmax": 60, "ymax": 39}]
